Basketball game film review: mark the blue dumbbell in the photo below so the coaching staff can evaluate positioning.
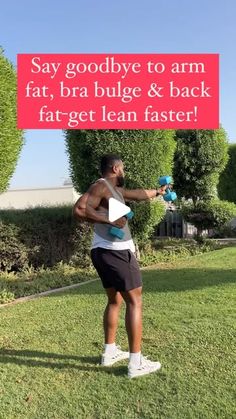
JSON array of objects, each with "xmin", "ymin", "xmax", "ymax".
[
  {"xmin": 109, "ymin": 211, "xmax": 134, "ymax": 239},
  {"xmin": 163, "ymin": 189, "xmax": 177, "ymax": 202},
  {"xmin": 159, "ymin": 176, "xmax": 172, "ymax": 186},
  {"xmin": 158, "ymin": 176, "xmax": 177, "ymax": 202}
]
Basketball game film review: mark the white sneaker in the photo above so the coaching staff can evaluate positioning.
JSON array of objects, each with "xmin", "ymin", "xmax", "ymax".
[
  {"xmin": 128, "ymin": 355, "xmax": 161, "ymax": 378},
  {"xmin": 101, "ymin": 346, "xmax": 129, "ymax": 366}
]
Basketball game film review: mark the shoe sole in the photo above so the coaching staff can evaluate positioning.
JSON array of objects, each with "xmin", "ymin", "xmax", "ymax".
[
  {"xmin": 101, "ymin": 354, "xmax": 130, "ymax": 366},
  {"xmin": 128, "ymin": 364, "xmax": 161, "ymax": 379}
]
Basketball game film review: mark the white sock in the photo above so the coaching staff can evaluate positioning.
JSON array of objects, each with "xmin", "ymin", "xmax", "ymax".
[
  {"xmin": 104, "ymin": 343, "xmax": 116, "ymax": 355},
  {"xmin": 129, "ymin": 351, "xmax": 141, "ymax": 367}
]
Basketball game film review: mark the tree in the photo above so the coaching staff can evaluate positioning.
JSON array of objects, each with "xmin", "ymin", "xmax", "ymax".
[
  {"xmin": 0, "ymin": 48, "xmax": 24, "ymax": 193},
  {"xmin": 173, "ymin": 128, "xmax": 235, "ymax": 236},
  {"xmin": 65, "ymin": 129, "xmax": 176, "ymax": 242},
  {"xmin": 218, "ymin": 144, "xmax": 236, "ymax": 204},
  {"xmin": 173, "ymin": 129, "xmax": 228, "ymax": 205},
  {"xmin": 181, "ymin": 199, "xmax": 236, "ymax": 237}
]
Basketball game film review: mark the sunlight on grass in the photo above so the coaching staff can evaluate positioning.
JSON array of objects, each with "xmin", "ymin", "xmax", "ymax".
[{"xmin": 0, "ymin": 248, "xmax": 235, "ymax": 418}]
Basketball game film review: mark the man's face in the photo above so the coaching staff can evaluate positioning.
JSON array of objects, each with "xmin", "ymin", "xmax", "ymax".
[{"xmin": 115, "ymin": 161, "xmax": 125, "ymax": 187}]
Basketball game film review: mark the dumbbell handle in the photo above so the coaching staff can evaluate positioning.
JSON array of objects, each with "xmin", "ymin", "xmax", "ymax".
[
  {"xmin": 125, "ymin": 210, "xmax": 134, "ymax": 220},
  {"xmin": 109, "ymin": 211, "xmax": 134, "ymax": 239}
]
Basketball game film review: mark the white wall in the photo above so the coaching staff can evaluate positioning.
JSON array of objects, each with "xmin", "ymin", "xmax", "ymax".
[
  {"xmin": 0, "ymin": 186, "xmax": 80, "ymax": 209},
  {"xmin": 230, "ymin": 218, "xmax": 236, "ymax": 228}
]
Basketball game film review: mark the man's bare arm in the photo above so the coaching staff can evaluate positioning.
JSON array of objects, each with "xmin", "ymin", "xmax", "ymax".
[
  {"xmin": 73, "ymin": 182, "xmax": 110, "ymax": 224},
  {"xmin": 118, "ymin": 186, "xmax": 167, "ymax": 201},
  {"xmin": 73, "ymin": 182, "xmax": 127, "ymax": 228}
]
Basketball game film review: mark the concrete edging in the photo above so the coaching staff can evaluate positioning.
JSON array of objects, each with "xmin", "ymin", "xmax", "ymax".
[{"xmin": 0, "ymin": 278, "xmax": 99, "ymax": 309}]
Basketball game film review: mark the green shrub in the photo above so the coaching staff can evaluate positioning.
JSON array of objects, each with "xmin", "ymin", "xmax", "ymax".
[
  {"xmin": 218, "ymin": 144, "xmax": 236, "ymax": 204},
  {"xmin": 139, "ymin": 237, "xmax": 219, "ymax": 266},
  {"xmin": 0, "ymin": 206, "xmax": 93, "ymax": 271},
  {"xmin": 0, "ymin": 280, "xmax": 15, "ymax": 304},
  {"xmin": 181, "ymin": 199, "xmax": 236, "ymax": 235},
  {"xmin": 0, "ymin": 263, "xmax": 96, "ymax": 302},
  {"xmin": 129, "ymin": 198, "xmax": 166, "ymax": 242},
  {"xmin": 69, "ymin": 221, "xmax": 93, "ymax": 268},
  {"xmin": 0, "ymin": 222, "xmax": 29, "ymax": 271}
]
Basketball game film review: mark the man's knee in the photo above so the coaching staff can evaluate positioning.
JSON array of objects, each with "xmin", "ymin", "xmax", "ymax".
[
  {"xmin": 130, "ymin": 295, "xmax": 142, "ymax": 308},
  {"xmin": 121, "ymin": 287, "xmax": 142, "ymax": 307},
  {"xmin": 106, "ymin": 289, "xmax": 123, "ymax": 306},
  {"xmin": 107, "ymin": 298, "xmax": 123, "ymax": 307}
]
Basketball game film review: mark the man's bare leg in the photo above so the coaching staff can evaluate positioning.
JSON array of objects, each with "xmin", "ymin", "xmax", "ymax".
[
  {"xmin": 120, "ymin": 286, "xmax": 161, "ymax": 378},
  {"xmin": 103, "ymin": 287, "xmax": 123, "ymax": 344},
  {"xmin": 101, "ymin": 287, "xmax": 129, "ymax": 366},
  {"xmin": 120, "ymin": 286, "xmax": 142, "ymax": 353}
]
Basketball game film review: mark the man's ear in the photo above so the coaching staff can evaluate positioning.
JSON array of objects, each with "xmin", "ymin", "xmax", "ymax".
[{"xmin": 112, "ymin": 164, "xmax": 118, "ymax": 174}]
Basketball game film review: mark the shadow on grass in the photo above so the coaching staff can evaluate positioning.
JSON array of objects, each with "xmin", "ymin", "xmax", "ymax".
[
  {"xmin": 0, "ymin": 348, "xmax": 126, "ymax": 376},
  {"xmin": 45, "ymin": 267, "xmax": 236, "ymax": 298}
]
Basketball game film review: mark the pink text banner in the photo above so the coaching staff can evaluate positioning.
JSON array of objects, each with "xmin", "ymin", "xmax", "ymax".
[{"xmin": 17, "ymin": 53, "xmax": 219, "ymax": 130}]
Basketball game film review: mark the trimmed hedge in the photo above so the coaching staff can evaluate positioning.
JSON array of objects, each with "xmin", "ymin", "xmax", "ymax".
[
  {"xmin": 181, "ymin": 199, "xmax": 236, "ymax": 235},
  {"xmin": 173, "ymin": 129, "xmax": 228, "ymax": 203},
  {"xmin": 0, "ymin": 49, "xmax": 24, "ymax": 192},
  {"xmin": 0, "ymin": 206, "xmax": 93, "ymax": 272}
]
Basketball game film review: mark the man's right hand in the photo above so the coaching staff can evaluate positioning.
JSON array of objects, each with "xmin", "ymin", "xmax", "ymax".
[
  {"xmin": 157, "ymin": 185, "xmax": 168, "ymax": 196},
  {"xmin": 111, "ymin": 216, "xmax": 127, "ymax": 229}
]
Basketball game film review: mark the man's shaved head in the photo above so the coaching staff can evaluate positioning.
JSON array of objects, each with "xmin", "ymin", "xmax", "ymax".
[{"xmin": 100, "ymin": 154, "xmax": 122, "ymax": 175}]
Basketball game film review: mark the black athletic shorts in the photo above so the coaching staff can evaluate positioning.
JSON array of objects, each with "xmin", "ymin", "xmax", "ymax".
[{"xmin": 90, "ymin": 247, "xmax": 142, "ymax": 292}]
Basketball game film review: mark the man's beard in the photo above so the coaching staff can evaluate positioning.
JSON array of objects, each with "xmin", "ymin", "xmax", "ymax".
[{"xmin": 117, "ymin": 176, "xmax": 125, "ymax": 187}]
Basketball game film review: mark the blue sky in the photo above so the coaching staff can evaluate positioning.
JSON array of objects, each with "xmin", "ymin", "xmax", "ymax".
[{"xmin": 1, "ymin": 0, "xmax": 236, "ymax": 188}]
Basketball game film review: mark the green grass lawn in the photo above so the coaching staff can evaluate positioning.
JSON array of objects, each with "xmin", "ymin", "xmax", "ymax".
[{"xmin": 0, "ymin": 248, "xmax": 235, "ymax": 419}]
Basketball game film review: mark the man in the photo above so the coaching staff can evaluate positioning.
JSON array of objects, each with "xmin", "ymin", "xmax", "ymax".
[{"xmin": 73, "ymin": 154, "xmax": 166, "ymax": 378}]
